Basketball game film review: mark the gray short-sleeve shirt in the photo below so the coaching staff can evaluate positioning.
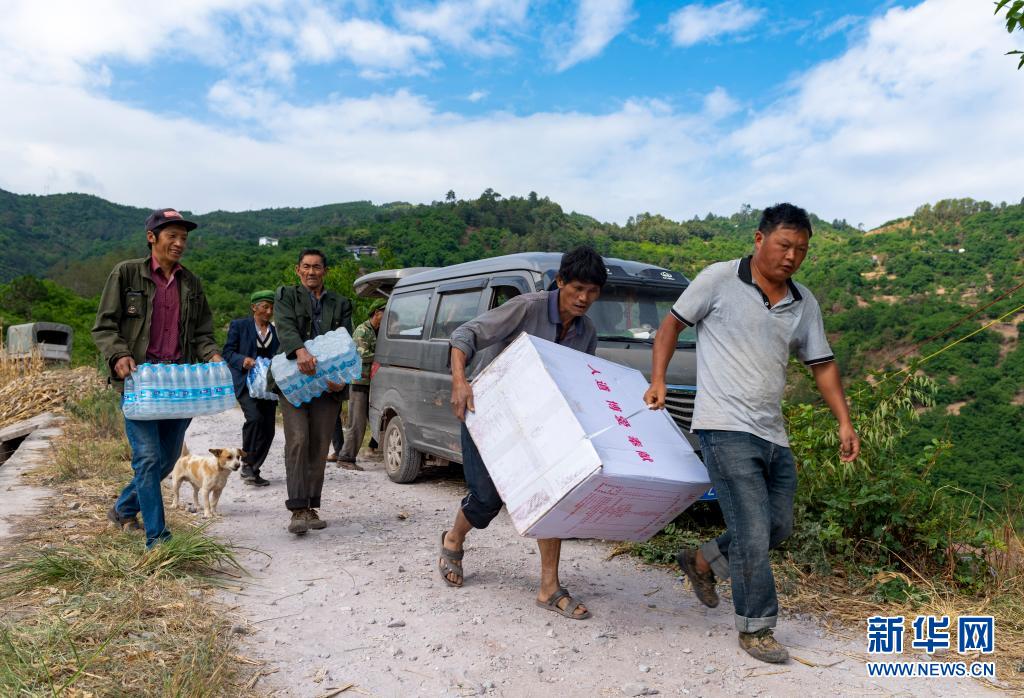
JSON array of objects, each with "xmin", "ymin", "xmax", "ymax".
[{"xmin": 671, "ymin": 256, "xmax": 833, "ymax": 447}]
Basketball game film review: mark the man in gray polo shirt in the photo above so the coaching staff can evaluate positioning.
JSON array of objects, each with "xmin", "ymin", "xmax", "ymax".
[
  {"xmin": 437, "ymin": 246, "xmax": 607, "ymax": 621},
  {"xmin": 644, "ymin": 203, "xmax": 860, "ymax": 663}
]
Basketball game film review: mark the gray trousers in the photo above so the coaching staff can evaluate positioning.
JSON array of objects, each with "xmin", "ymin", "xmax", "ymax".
[
  {"xmin": 279, "ymin": 392, "xmax": 342, "ymax": 510},
  {"xmin": 340, "ymin": 385, "xmax": 369, "ymax": 460}
]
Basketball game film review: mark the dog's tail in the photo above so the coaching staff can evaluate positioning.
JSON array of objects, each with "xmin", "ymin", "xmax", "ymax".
[{"xmin": 180, "ymin": 442, "xmax": 190, "ymax": 458}]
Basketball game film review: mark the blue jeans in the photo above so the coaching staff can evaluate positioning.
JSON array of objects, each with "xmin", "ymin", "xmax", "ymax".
[
  {"xmin": 696, "ymin": 429, "xmax": 796, "ymax": 633},
  {"xmin": 116, "ymin": 417, "xmax": 191, "ymax": 548},
  {"xmin": 459, "ymin": 423, "xmax": 503, "ymax": 529}
]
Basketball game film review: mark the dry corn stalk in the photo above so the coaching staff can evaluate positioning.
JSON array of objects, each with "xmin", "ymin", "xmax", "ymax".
[{"xmin": 0, "ymin": 366, "xmax": 104, "ymax": 429}]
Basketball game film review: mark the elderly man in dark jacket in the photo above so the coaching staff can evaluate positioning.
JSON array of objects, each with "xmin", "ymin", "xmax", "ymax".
[
  {"xmin": 92, "ymin": 208, "xmax": 221, "ymax": 548},
  {"xmin": 273, "ymin": 249, "xmax": 353, "ymax": 535},
  {"xmin": 223, "ymin": 290, "xmax": 280, "ymax": 486}
]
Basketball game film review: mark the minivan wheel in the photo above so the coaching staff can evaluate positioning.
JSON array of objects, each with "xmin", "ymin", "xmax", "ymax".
[{"xmin": 383, "ymin": 415, "xmax": 424, "ymax": 483}]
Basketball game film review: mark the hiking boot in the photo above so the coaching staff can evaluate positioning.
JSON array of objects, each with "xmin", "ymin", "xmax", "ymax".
[
  {"xmin": 250, "ymin": 475, "xmax": 270, "ymax": 487},
  {"xmin": 326, "ymin": 452, "xmax": 338, "ymax": 463},
  {"xmin": 338, "ymin": 458, "xmax": 363, "ymax": 471},
  {"xmin": 676, "ymin": 548, "xmax": 719, "ymax": 608},
  {"xmin": 107, "ymin": 506, "xmax": 142, "ymax": 531},
  {"xmin": 738, "ymin": 629, "xmax": 790, "ymax": 664},
  {"xmin": 288, "ymin": 510, "xmax": 309, "ymax": 535},
  {"xmin": 304, "ymin": 509, "xmax": 327, "ymax": 530}
]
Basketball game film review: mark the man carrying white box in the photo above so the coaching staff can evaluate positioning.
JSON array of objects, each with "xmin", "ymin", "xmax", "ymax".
[
  {"xmin": 438, "ymin": 246, "xmax": 607, "ymax": 620},
  {"xmin": 644, "ymin": 203, "xmax": 861, "ymax": 663}
]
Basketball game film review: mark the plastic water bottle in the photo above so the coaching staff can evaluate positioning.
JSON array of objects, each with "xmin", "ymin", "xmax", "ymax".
[
  {"xmin": 215, "ymin": 362, "xmax": 233, "ymax": 411},
  {"xmin": 186, "ymin": 364, "xmax": 198, "ymax": 414},
  {"xmin": 151, "ymin": 364, "xmax": 165, "ymax": 417},
  {"xmin": 215, "ymin": 362, "xmax": 229, "ymax": 412},
  {"xmin": 170, "ymin": 365, "xmax": 183, "ymax": 416},
  {"xmin": 137, "ymin": 363, "xmax": 154, "ymax": 404},
  {"xmin": 163, "ymin": 364, "xmax": 175, "ymax": 417},
  {"xmin": 198, "ymin": 362, "xmax": 212, "ymax": 409},
  {"xmin": 123, "ymin": 374, "xmax": 137, "ymax": 418}
]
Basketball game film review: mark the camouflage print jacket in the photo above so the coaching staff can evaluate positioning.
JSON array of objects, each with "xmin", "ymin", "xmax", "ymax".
[{"xmin": 352, "ymin": 319, "xmax": 378, "ymax": 386}]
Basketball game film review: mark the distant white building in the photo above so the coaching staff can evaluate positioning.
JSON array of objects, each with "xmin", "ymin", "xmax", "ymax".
[
  {"xmin": 259, "ymin": 236, "xmax": 279, "ymax": 247},
  {"xmin": 346, "ymin": 245, "xmax": 378, "ymax": 259}
]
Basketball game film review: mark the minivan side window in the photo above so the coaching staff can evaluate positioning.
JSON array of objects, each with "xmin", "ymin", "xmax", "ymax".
[
  {"xmin": 386, "ymin": 291, "xmax": 432, "ymax": 339},
  {"xmin": 489, "ymin": 285, "xmax": 521, "ymax": 310},
  {"xmin": 432, "ymin": 290, "xmax": 483, "ymax": 339}
]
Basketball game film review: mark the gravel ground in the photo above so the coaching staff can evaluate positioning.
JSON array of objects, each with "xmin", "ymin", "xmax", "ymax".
[{"xmin": 175, "ymin": 408, "xmax": 992, "ymax": 697}]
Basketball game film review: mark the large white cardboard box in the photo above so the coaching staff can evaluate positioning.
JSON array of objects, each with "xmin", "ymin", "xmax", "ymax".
[{"xmin": 465, "ymin": 333, "xmax": 710, "ymax": 541}]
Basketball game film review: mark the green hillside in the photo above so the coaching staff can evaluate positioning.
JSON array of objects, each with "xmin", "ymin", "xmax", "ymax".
[
  {"xmin": 0, "ymin": 187, "xmax": 400, "ymax": 283},
  {"xmin": 1, "ymin": 189, "xmax": 1021, "ymax": 514}
]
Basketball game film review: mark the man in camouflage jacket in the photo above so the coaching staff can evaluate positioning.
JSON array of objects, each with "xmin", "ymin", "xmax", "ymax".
[{"xmin": 338, "ymin": 300, "xmax": 385, "ymax": 465}]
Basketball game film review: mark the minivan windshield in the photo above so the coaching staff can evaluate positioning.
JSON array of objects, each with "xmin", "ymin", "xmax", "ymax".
[{"xmin": 590, "ymin": 284, "xmax": 697, "ymax": 345}]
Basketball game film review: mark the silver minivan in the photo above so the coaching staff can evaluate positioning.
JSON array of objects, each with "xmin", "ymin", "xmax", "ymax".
[{"xmin": 355, "ymin": 252, "xmax": 699, "ymax": 484}]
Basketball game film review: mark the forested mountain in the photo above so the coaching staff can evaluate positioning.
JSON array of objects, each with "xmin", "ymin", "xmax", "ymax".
[
  {"xmin": 1, "ymin": 189, "xmax": 1021, "ymax": 511},
  {"xmin": 0, "ymin": 187, "xmax": 399, "ymax": 283}
]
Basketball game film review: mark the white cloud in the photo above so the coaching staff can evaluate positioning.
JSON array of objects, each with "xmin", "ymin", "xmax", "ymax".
[
  {"xmin": 262, "ymin": 50, "xmax": 296, "ymax": 84},
  {"xmin": 0, "ymin": 0, "xmax": 1022, "ymax": 234},
  {"xmin": 555, "ymin": 0, "xmax": 635, "ymax": 71},
  {"xmin": 666, "ymin": 0, "xmax": 763, "ymax": 47},
  {"xmin": 816, "ymin": 14, "xmax": 861, "ymax": 41},
  {"xmin": 0, "ymin": 0, "xmax": 256, "ymax": 85},
  {"xmin": 0, "ymin": 1, "xmax": 439, "ymax": 87},
  {"xmin": 395, "ymin": 0, "xmax": 528, "ymax": 57},
  {"xmin": 467, "ymin": 90, "xmax": 489, "ymax": 102},
  {"xmin": 724, "ymin": 0, "xmax": 1024, "ymax": 226},
  {"xmin": 296, "ymin": 11, "xmax": 434, "ymax": 75},
  {"xmin": 702, "ymin": 86, "xmax": 739, "ymax": 119}
]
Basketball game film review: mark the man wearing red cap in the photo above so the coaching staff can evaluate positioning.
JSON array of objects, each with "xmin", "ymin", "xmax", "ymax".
[{"xmin": 92, "ymin": 208, "xmax": 222, "ymax": 549}]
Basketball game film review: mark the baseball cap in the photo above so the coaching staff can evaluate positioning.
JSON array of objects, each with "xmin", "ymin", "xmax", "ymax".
[{"xmin": 145, "ymin": 208, "xmax": 198, "ymax": 232}]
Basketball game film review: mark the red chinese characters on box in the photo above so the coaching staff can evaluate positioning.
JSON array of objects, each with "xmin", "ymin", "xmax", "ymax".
[{"xmin": 465, "ymin": 333, "xmax": 709, "ymax": 541}]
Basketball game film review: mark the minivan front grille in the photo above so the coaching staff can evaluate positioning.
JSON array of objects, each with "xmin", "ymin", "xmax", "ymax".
[{"xmin": 664, "ymin": 386, "xmax": 696, "ymax": 432}]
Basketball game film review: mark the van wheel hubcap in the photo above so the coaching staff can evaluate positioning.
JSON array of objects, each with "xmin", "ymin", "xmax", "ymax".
[{"xmin": 386, "ymin": 426, "xmax": 402, "ymax": 471}]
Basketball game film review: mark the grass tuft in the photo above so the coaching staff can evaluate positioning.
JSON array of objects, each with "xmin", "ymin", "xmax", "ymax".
[
  {"xmin": 135, "ymin": 523, "xmax": 246, "ymax": 582},
  {"xmin": 0, "ymin": 389, "xmax": 259, "ymax": 696}
]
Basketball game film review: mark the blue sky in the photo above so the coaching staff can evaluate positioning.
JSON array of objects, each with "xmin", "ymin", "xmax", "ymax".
[
  {"xmin": 108, "ymin": 1, "xmax": 879, "ymax": 121},
  {"xmin": 0, "ymin": 0, "xmax": 1021, "ymax": 228}
]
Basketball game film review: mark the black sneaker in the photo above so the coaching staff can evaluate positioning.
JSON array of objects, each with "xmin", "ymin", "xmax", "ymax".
[
  {"xmin": 676, "ymin": 548, "xmax": 719, "ymax": 608},
  {"xmin": 107, "ymin": 506, "xmax": 142, "ymax": 531},
  {"xmin": 240, "ymin": 466, "xmax": 256, "ymax": 481},
  {"xmin": 251, "ymin": 475, "xmax": 270, "ymax": 487}
]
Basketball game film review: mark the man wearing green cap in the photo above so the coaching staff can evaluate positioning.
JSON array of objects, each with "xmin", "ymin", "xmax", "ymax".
[
  {"xmin": 338, "ymin": 300, "xmax": 386, "ymax": 465},
  {"xmin": 223, "ymin": 290, "xmax": 280, "ymax": 486}
]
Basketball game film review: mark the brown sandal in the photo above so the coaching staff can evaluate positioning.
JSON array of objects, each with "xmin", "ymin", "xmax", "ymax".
[
  {"xmin": 438, "ymin": 530, "xmax": 464, "ymax": 588},
  {"xmin": 536, "ymin": 587, "xmax": 591, "ymax": 620}
]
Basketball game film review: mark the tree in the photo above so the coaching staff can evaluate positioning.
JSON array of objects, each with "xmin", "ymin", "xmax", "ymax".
[
  {"xmin": 994, "ymin": 0, "xmax": 1024, "ymax": 69},
  {"xmin": 1, "ymin": 275, "xmax": 48, "ymax": 320}
]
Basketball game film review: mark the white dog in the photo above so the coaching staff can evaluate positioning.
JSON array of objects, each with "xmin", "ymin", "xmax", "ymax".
[{"xmin": 170, "ymin": 444, "xmax": 246, "ymax": 518}]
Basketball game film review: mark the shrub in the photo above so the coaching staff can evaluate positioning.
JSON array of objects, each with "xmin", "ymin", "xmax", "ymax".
[
  {"xmin": 64, "ymin": 388, "xmax": 123, "ymax": 440},
  {"xmin": 785, "ymin": 370, "xmax": 1001, "ymax": 589}
]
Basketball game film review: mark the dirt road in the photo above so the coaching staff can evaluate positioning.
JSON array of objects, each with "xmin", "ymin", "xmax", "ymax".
[{"xmin": 181, "ymin": 409, "xmax": 988, "ymax": 697}]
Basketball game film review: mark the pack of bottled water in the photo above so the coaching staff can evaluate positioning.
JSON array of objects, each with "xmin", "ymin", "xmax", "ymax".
[
  {"xmin": 246, "ymin": 357, "xmax": 277, "ymax": 401},
  {"xmin": 271, "ymin": 327, "xmax": 361, "ymax": 407},
  {"xmin": 122, "ymin": 361, "xmax": 236, "ymax": 420}
]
